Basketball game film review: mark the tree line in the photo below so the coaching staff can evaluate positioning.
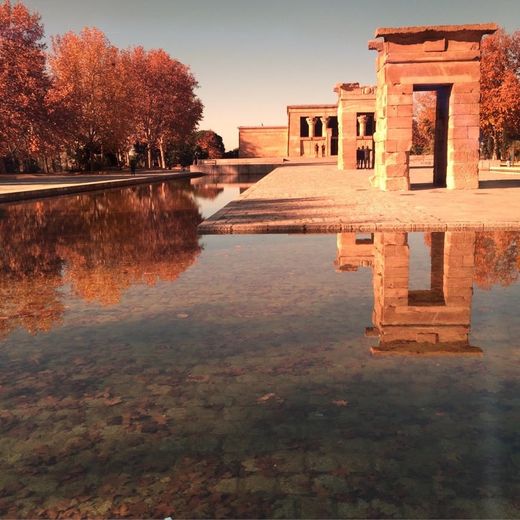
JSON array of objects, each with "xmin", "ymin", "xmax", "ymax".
[{"xmin": 0, "ymin": 0, "xmax": 229, "ymax": 173}]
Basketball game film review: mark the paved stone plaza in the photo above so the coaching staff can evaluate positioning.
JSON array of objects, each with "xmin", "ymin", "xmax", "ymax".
[{"xmin": 199, "ymin": 165, "xmax": 520, "ymax": 234}]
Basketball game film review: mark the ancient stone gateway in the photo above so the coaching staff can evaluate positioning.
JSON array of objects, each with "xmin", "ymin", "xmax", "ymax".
[{"xmin": 369, "ymin": 24, "xmax": 497, "ymax": 191}]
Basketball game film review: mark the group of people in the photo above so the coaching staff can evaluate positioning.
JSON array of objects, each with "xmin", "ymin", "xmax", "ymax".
[
  {"xmin": 357, "ymin": 145, "xmax": 372, "ymax": 169},
  {"xmin": 314, "ymin": 143, "xmax": 326, "ymax": 158}
]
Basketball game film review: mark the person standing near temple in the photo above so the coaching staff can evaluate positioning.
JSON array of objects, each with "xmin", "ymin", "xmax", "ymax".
[
  {"xmin": 364, "ymin": 146, "xmax": 370, "ymax": 169},
  {"xmin": 314, "ymin": 143, "xmax": 319, "ymax": 158},
  {"xmin": 321, "ymin": 143, "xmax": 325, "ymax": 157}
]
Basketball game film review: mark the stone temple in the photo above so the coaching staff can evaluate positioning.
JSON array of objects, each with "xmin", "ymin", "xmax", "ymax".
[{"xmin": 237, "ymin": 23, "xmax": 497, "ymax": 191}]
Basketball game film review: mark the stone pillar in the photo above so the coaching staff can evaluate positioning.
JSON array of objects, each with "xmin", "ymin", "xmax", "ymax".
[
  {"xmin": 447, "ymin": 83, "xmax": 481, "ymax": 189},
  {"xmin": 321, "ymin": 116, "xmax": 330, "ymax": 155},
  {"xmin": 357, "ymin": 114, "xmax": 368, "ymax": 137},
  {"xmin": 320, "ymin": 116, "xmax": 330, "ymax": 137},
  {"xmin": 372, "ymin": 82, "xmax": 413, "ymax": 191},
  {"xmin": 306, "ymin": 117, "xmax": 316, "ymax": 139},
  {"xmin": 443, "ymin": 231, "xmax": 475, "ymax": 311}
]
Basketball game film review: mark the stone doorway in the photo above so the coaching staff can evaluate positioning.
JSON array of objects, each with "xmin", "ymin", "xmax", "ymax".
[{"xmin": 413, "ymin": 85, "xmax": 451, "ymax": 188}]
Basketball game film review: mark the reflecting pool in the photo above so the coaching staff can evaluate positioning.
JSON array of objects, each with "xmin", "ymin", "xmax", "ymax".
[{"xmin": 0, "ymin": 179, "xmax": 519, "ymax": 518}]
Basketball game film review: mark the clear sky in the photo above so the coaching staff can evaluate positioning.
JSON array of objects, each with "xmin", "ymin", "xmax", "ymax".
[{"xmin": 24, "ymin": 0, "xmax": 520, "ymax": 150}]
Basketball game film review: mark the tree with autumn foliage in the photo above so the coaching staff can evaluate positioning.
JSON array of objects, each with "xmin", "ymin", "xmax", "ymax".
[
  {"xmin": 48, "ymin": 27, "xmax": 133, "ymax": 171},
  {"xmin": 2, "ymin": 0, "xmax": 205, "ymax": 173},
  {"xmin": 480, "ymin": 28, "xmax": 520, "ymax": 159},
  {"xmin": 123, "ymin": 47, "xmax": 203, "ymax": 169},
  {"xmin": 194, "ymin": 130, "xmax": 225, "ymax": 159},
  {"xmin": 411, "ymin": 91, "xmax": 436, "ymax": 155},
  {"xmin": 0, "ymin": 0, "xmax": 50, "ymax": 173}
]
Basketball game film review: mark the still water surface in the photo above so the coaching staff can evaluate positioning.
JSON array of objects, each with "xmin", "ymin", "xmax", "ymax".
[{"xmin": 0, "ymin": 177, "xmax": 519, "ymax": 518}]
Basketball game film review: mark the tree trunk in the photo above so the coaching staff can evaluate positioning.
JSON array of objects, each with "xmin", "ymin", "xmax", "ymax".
[
  {"xmin": 159, "ymin": 140, "xmax": 166, "ymax": 169},
  {"xmin": 147, "ymin": 145, "xmax": 152, "ymax": 169}
]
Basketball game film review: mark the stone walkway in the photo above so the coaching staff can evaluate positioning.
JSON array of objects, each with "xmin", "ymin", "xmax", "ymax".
[
  {"xmin": 199, "ymin": 164, "xmax": 520, "ymax": 233},
  {"xmin": 0, "ymin": 171, "xmax": 196, "ymax": 203}
]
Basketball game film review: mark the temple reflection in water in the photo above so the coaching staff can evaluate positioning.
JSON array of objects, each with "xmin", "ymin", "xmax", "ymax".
[{"xmin": 336, "ymin": 231, "xmax": 483, "ymax": 355}]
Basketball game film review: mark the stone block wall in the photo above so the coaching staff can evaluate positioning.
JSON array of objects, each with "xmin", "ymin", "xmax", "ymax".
[
  {"xmin": 238, "ymin": 126, "xmax": 288, "ymax": 158},
  {"xmin": 335, "ymin": 232, "xmax": 374, "ymax": 271}
]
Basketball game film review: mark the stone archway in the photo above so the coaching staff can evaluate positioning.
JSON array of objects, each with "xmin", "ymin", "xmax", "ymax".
[{"xmin": 368, "ymin": 24, "xmax": 497, "ymax": 191}]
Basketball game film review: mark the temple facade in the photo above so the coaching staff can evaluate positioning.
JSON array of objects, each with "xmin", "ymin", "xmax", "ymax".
[
  {"xmin": 238, "ymin": 99, "xmax": 374, "ymax": 164},
  {"xmin": 335, "ymin": 83, "xmax": 377, "ymax": 170},
  {"xmin": 238, "ymin": 104, "xmax": 339, "ymax": 159},
  {"xmin": 286, "ymin": 105, "xmax": 339, "ymax": 158}
]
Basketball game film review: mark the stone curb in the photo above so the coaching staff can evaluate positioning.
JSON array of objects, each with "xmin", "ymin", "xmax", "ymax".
[
  {"xmin": 0, "ymin": 172, "xmax": 203, "ymax": 204},
  {"xmin": 198, "ymin": 221, "xmax": 520, "ymax": 234}
]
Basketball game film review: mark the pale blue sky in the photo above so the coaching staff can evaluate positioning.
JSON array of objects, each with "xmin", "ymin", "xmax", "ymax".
[{"xmin": 24, "ymin": 0, "xmax": 520, "ymax": 149}]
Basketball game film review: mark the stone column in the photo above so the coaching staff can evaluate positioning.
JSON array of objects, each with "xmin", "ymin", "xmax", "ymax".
[
  {"xmin": 443, "ymin": 231, "xmax": 475, "ymax": 311},
  {"xmin": 320, "ymin": 116, "xmax": 330, "ymax": 137},
  {"xmin": 306, "ymin": 117, "xmax": 316, "ymax": 139},
  {"xmin": 373, "ymin": 83, "xmax": 413, "ymax": 191},
  {"xmin": 357, "ymin": 114, "xmax": 367, "ymax": 137},
  {"xmin": 372, "ymin": 232, "xmax": 409, "ymax": 345},
  {"xmin": 447, "ymin": 82, "xmax": 481, "ymax": 189},
  {"xmin": 321, "ymin": 116, "xmax": 330, "ymax": 155}
]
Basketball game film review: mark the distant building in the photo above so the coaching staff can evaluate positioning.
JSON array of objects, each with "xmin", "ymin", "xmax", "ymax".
[
  {"xmin": 286, "ymin": 104, "xmax": 338, "ymax": 158},
  {"xmin": 334, "ymin": 83, "xmax": 377, "ymax": 170},
  {"xmin": 238, "ymin": 84, "xmax": 376, "ymax": 170}
]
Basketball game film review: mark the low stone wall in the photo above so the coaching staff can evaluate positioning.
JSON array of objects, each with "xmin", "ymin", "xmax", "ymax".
[
  {"xmin": 479, "ymin": 159, "xmax": 501, "ymax": 170},
  {"xmin": 191, "ymin": 158, "xmax": 286, "ymax": 176},
  {"xmin": 0, "ymin": 172, "xmax": 199, "ymax": 204}
]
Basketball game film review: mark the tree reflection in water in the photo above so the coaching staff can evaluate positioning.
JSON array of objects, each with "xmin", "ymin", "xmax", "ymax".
[{"xmin": 0, "ymin": 182, "xmax": 202, "ymax": 337}]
